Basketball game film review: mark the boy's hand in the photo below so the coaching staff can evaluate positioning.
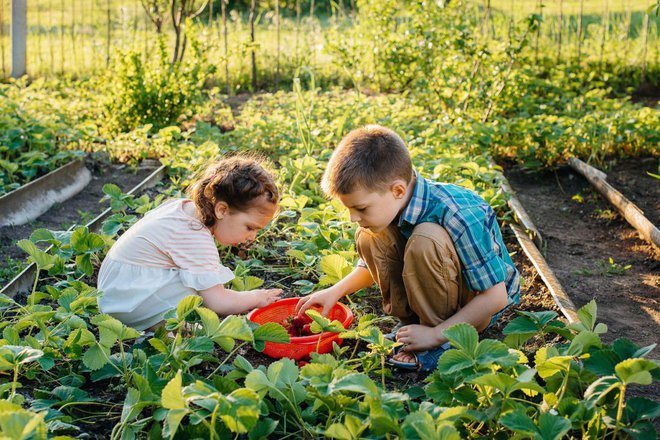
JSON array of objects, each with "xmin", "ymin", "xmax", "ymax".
[
  {"xmin": 295, "ymin": 287, "xmax": 343, "ymax": 317},
  {"xmin": 395, "ymin": 324, "xmax": 444, "ymax": 352},
  {"xmin": 252, "ymin": 289, "xmax": 283, "ymax": 308}
]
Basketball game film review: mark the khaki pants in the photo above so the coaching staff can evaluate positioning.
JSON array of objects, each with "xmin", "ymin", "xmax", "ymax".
[{"xmin": 355, "ymin": 222, "xmax": 474, "ymax": 327}]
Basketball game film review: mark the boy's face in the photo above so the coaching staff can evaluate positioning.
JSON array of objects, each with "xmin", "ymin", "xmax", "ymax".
[{"xmin": 337, "ymin": 180, "xmax": 411, "ymax": 233}]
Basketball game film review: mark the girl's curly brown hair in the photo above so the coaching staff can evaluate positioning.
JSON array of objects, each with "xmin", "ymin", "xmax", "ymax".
[{"xmin": 187, "ymin": 156, "xmax": 279, "ymax": 227}]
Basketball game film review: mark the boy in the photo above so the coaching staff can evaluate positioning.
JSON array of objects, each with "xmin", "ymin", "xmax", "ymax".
[{"xmin": 296, "ymin": 125, "xmax": 520, "ymax": 372}]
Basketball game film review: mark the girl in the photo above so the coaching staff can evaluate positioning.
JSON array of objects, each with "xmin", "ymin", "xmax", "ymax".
[{"xmin": 97, "ymin": 157, "xmax": 282, "ymax": 330}]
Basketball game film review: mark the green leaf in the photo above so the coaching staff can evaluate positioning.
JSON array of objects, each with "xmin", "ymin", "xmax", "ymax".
[
  {"xmin": 219, "ymin": 388, "xmax": 261, "ymax": 433},
  {"xmin": 535, "ymin": 348, "xmax": 572, "ymax": 379},
  {"xmin": 214, "ymin": 315, "xmax": 253, "ymax": 351},
  {"xmin": 537, "ymin": 412, "xmax": 571, "ymax": 440},
  {"xmin": 29, "ymin": 228, "xmax": 56, "ymax": 243},
  {"xmin": 161, "ymin": 371, "xmax": 186, "ymax": 410},
  {"xmin": 442, "ymin": 323, "xmax": 478, "ymax": 354},
  {"xmin": 576, "ymin": 300, "xmax": 597, "ymax": 331},
  {"xmin": 318, "ymin": 254, "xmax": 352, "ymax": 286},
  {"xmin": 17, "ymin": 239, "xmax": 57, "ymax": 270},
  {"xmin": 82, "ymin": 344, "xmax": 109, "ymax": 371},
  {"xmin": 244, "ymin": 369, "xmax": 271, "ymax": 397},
  {"xmin": 625, "ymin": 397, "xmax": 660, "ymax": 424},
  {"xmin": 266, "ymin": 358, "xmax": 299, "ymax": 388},
  {"xmin": 329, "ymin": 373, "xmax": 378, "ymax": 396},
  {"xmin": 253, "ymin": 322, "xmax": 290, "ymax": 344},
  {"xmin": 232, "ymin": 276, "xmax": 264, "ymax": 291},
  {"xmin": 499, "ymin": 409, "xmax": 537, "ymax": 435},
  {"xmin": 184, "ymin": 336, "xmax": 214, "ymax": 353},
  {"xmin": 75, "ymin": 254, "xmax": 93, "ymax": 276},
  {"xmin": 503, "ymin": 316, "xmax": 538, "ymax": 334},
  {"xmin": 615, "ymin": 358, "xmax": 658, "ymax": 385},
  {"xmin": 475, "ymin": 339, "xmax": 512, "ymax": 364},
  {"xmin": 325, "ymin": 423, "xmax": 353, "ymax": 440},
  {"xmin": 196, "ymin": 307, "xmax": 220, "ymax": 334},
  {"xmin": 163, "ymin": 409, "xmax": 188, "ymax": 440},
  {"xmin": 437, "ymin": 349, "xmax": 474, "ymax": 374},
  {"xmin": 567, "ymin": 331, "xmax": 601, "ymax": 355},
  {"xmin": 176, "ymin": 295, "xmax": 203, "ymax": 320},
  {"xmin": 103, "ymin": 183, "xmax": 123, "ymax": 198},
  {"xmin": 247, "ymin": 417, "xmax": 278, "ymax": 440}
]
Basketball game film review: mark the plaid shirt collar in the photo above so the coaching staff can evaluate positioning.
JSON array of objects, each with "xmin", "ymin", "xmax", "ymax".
[{"xmin": 398, "ymin": 171, "xmax": 430, "ymax": 227}]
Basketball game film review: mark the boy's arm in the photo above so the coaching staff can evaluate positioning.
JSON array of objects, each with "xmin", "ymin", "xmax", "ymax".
[
  {"xmin": 396, "ymin": 282, "xmax": 508, "ymax": 351},
  {"xmin": 295, "ymin": 266, "xmax": 374, "ymax": 316}
]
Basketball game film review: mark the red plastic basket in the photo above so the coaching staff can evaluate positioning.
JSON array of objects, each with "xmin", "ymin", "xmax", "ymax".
[{"xmin": 247, "ymin": 297, "xmax": 354, "ymax": 360}]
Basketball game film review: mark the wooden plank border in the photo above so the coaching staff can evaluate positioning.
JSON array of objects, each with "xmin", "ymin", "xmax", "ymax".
[
  {"xmin": 568, "ymin": 157, "xmax": 659, "ymax": 249},
  {"xmin": 1, "ymin": 165, "xmax": 167, "ymax": 298}
]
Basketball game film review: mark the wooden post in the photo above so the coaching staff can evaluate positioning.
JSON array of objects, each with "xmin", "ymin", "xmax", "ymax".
[
  {"xmin": 221, "ymin": 0, "xmax": 229, "ymax": 95},
  {"xmin": 60, "ymin": 0, "xmax": 64, "ymax": 72},
  {"xmin": 249, "ymin": 0, "xmax": 257, "ymax": 92},
  {"xmin": 568, "ymin": 158, "xmax": 660, "ymax": 249},
  {"xmin": 577, "ymin": 0, "xmax": 584, "ymax": 66},
  {"xmin": 71, "ymin": 0, "xmax": 77, "ymax": 72},
  {"xmin": 599, "ymin": 0, "xmax": 608, "ymax": 70},
  {"xmin": 557, "ymin": 0, "xmax": 562, "ymax": 63},
  {"xmin": 106, "ymin": 0, "xmax": 111, "ymax": 66},
  {"xmin": 295, "ymin": 0, "xmax": 300, "ymax": 61},
  {"xmin": 49, "ymin": 0, "xmax": 54, "ymax": 72},
  {"xmin": 534, "ymin": 0, "xmax": 541, "ymax": 63},
  {"xmin": 11, "ymin": 0, "xmax": 27, "ymax": 77},
  {"xmin": 36, "ymin": 0, "xmax": 43, "ymax": 70},
  {"xmin": 90, "ymin": 0, "xmax": 95, "ymax": 70},
  {"xmin": 1, "ymin": 0, "xmax": 6, "ymax": 77},
  {"xmin": 275, "ymin": 0, "xmax": 280, "ymax": 88},
  {"xmin": 640, "ymin": 11, "xmax": 649, "ymax": 79}
]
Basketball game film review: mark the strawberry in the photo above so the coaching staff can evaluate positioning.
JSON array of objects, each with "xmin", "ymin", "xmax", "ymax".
[{"xmin": 301, "ymin": 323, "xmax": 313, "ymax": 336}]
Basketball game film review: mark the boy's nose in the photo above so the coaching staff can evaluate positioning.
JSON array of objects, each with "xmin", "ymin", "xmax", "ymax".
[{"xmin": 349, "ymin": 212, "xmax": 360, "ymax": 223}]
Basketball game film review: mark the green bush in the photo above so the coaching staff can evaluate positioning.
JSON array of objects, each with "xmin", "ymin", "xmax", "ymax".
[{"xmin": 104, "ymin": 29, "xmax": 214, "ymax": 133}]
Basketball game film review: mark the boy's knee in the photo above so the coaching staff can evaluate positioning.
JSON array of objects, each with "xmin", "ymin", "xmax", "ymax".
[
  {"xmin": 405, "ymin": 223, "xmax": 454, "ymax": 259},
  {"xmin": 356, "ymin": 224, "xmax": 403, "ymax": 258}
]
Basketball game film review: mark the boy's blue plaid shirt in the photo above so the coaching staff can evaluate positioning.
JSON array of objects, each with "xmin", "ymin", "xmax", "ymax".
[{"xmin": 359, "ymin": 172, "xmax": 521, "ymax": 308}]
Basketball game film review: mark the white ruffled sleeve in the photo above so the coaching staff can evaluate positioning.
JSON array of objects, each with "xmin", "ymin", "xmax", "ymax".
[{"xmin": 179, "ymin": 265, "xmax": 235, "ymax": 291}]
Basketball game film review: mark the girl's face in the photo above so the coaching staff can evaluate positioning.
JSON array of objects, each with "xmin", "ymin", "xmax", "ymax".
[{"xmin": 211, "ymin": 199, "xmax": 277, "ymax": 246}]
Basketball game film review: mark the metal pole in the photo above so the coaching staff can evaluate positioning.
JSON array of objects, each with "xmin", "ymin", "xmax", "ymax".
[
  {"xmin": 2, "ymin": 0, "xmax": 8, "ymax": 76},
  {"xmin": 11, "ymin": 0, "xmax": 27, "ymax": 77}
]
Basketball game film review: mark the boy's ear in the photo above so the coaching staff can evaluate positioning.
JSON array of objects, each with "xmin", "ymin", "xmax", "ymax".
[
  {"xmin": 390, "ymin": 180, "xmax": 408, "ymax": 199},
  {"xmin": 214, "ymin": 201, "xmax": 229, "ymax": 219}
]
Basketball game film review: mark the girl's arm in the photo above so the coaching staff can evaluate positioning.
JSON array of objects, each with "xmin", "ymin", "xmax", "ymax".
[{"xmin": 199, "ymin": 284, "xmax": 282, "ymax": 315}]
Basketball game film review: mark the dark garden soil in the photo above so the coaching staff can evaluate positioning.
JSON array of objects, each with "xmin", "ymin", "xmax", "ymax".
[
  {"xmin": 0, "ymin": 156, "xmax": 159, "ymax": 285},
  {"xmin": 503, "ymin": 156, "xmax": 659, "ymax": 349}
]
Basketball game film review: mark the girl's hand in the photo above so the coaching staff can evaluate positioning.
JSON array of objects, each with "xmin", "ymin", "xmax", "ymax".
[
  {"xmin": 295, "ymin": 287, "xmax": 343, "ymax": 317},
  {"xmin": 251, "ymin": 289, "xmax": 283, "ymax": 308}
]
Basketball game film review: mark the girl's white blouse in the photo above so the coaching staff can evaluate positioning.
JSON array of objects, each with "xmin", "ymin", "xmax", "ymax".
[{"xmin": 97, "ymin": 199, "xmax": 234, "ymax": 330}]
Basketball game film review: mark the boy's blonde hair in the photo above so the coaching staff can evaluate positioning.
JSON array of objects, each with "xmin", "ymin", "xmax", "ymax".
[{"xmin": 322, "ymin": 125, "xmax": 412, "ymax": 196}]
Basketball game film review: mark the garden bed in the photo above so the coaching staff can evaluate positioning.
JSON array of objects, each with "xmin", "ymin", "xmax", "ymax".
[
  {"xmin": 0, "ymin": 157, "xmax": 159, "ymax": 284},
  {"xmin": 503, "ymin": 157, "xmax": 659, "ymax": 349}
]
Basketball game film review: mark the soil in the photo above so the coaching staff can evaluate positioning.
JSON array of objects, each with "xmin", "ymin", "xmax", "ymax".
[
  {"xmin": 0, "ymin": 156, "xmax": 159, "ymax": 284},
  {"xmin": 503, "ymin": 156, "xmax": 659, "ymax": 349},
  {"xmin": 631, "ymin": 82, "xmax": 660, "ymax": 108}
]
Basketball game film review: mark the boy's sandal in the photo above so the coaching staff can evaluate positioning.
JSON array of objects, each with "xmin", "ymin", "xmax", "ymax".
[
  {"xmin": 383, "ymin": 322, "xmax": 404, "ymax": 341},
  {"xmin": 387, "ymin": 342, "xmax": 452, "ymax": 373}
]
